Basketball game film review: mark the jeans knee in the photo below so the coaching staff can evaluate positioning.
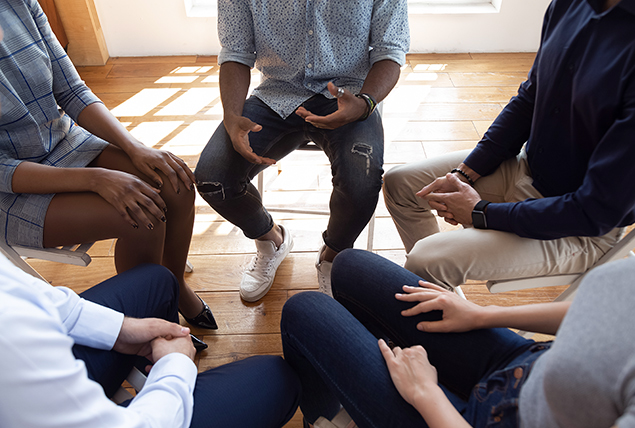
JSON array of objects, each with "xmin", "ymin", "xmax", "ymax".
[
  {"xmin": 281, "ymin": 292, "xmax": 329, "ymax": 333},
  {"xmin": 196, "ymin": 181, "xmax": 226, "ymax": 203}
]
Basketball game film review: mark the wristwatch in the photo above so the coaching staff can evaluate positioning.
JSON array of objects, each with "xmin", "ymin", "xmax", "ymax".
[{"xmin": 472, "ymin": 200, "xmax": 491, "ymax": 229}]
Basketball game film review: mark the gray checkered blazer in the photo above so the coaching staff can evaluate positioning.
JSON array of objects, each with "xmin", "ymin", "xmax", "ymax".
[{"xmin": 0, "ymin": 0, "xmax": 107, "ymax": 248}]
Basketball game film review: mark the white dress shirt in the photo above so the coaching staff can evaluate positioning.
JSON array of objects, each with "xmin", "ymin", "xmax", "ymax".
[{"xmin": 0, "ymin": 255, "xmax": 197, "ymax": 428}]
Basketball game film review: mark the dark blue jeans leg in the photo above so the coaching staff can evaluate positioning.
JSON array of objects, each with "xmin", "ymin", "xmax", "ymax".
[
  {"xmin": 331, "ymin": 249, "xmax": 535, "ymax": 400},
  {"xmin": 281, "ymin": 292, "xmax": 432, "ymax": 428},
  {"xmin": 306, "ymin": 98, "xmax": 384, "ymax": 252},
  {"xmin": 72, "ymin": 264, "xmax": 180, "ymax": 397},
  {"xmin": 194, "ymin": 96, "xmax": 310, "ymax": 239},
  {"xmin": 190, "ymin": 355, "xmax": 300, "ymax": 428}
]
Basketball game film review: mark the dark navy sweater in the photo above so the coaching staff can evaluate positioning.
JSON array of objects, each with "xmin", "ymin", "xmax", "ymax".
[{"xmin": 465, "ymin": 0, "xmax": 635, "ymax": 239}]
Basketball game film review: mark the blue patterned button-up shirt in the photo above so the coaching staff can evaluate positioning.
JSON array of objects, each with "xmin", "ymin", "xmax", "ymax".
[{"xmin": 218, "ymin": 0, "xmax": 409, "ymax": 118}]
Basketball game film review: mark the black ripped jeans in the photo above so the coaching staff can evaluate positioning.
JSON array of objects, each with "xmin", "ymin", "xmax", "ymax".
[{"xmin": 195, "ymin": 94, "xmax": 384, "ymax": 252}]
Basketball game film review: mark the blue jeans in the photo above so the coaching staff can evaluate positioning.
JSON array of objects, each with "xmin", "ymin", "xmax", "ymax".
[
  {"xmin": 280, "ymin": 249, "xmax": 549, "ymax": 428},
  {"xmin": 74, "ymin": 264, "xmax": 300, "ymax": 428},
  {"xmin": 194, "ymin": 95, "xmax": 384, "ymax": 252}
]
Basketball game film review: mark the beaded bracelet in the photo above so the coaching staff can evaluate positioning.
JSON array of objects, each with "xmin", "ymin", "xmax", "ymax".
[
  {"xmin": 355, "ymin": 93, "xmax": 377, "ymax": 121},
  {"xmin": 451, "ymin": 168, "xmax": 475, "ymax": 186}
]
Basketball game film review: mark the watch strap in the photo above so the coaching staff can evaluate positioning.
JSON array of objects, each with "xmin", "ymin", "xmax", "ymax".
[{"xmin": 472, "ymin": 200, "xmax": 491, "ymax": 229}]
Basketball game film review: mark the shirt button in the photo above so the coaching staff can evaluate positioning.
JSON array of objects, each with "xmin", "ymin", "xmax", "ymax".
[
  {"xmin": 307, "ymin": 83, "xmax": 312, "ymax": 87},
  {"xmin": 307, "ymin": 63, "xmax": 313, "ymax": 68},
  {"xmin": 308, "ymin": 30, "xmax": 314, "ymax": 35}
]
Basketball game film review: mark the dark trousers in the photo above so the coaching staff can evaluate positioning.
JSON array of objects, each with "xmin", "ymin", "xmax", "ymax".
[
  {"xmin": 281, "ymin": 250, "xmax": 546, "ymax": 428},
  {"xmin": 74, "ymin": 264, "xmax": 300, "ymax": 428},
  {"xmin": 195, "ymin": 95, "xmax": 384, "ymax": 252}
]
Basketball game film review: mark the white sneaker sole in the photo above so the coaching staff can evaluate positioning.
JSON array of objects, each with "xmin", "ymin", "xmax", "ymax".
[{"xmin": 240, "ymin": 226, "xmax": 294, "ymax": 302}]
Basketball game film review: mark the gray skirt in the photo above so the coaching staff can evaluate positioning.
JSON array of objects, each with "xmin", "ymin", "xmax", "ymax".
[{"xmin": 1, "ymin": 126, "xmax": 108, "ymax": 248}]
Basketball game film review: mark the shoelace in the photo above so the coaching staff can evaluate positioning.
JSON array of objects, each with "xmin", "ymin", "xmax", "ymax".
[{"xmin": 247, "ymin": 253, "xmax": 276, "ymax": 274}]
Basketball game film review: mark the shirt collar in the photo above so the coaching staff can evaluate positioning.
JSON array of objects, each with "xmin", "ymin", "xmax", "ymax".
[{"xmin": 586, "ymin": 0, "xmax": 635, "ymax": 15}]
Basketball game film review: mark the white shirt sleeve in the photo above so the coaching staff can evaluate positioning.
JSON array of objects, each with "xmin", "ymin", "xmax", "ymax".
[
  {"xmin": 0, "ymin": 262, "xmax": 196, "ymax": 428},
  {"xmin": 0, "ymin": 255, "xmax": 123, "ymax": 349}
]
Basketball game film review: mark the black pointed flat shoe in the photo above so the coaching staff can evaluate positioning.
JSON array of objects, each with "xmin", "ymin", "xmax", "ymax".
[
  {"xmin": 190, "ymin": 334, "xmax": 208, "ymax": 352},
  {"xmin": 182, "ymin": 298, "xmax": 218, "ymax": 330}
]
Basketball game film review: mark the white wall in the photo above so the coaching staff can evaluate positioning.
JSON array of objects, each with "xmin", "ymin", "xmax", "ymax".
[
  {"xmin": 408, "ymin": 0, "xmax": 551, "ymax": 53},
  {"xmin": 94, "ymin": 0, "xmax": 551, "ymax": 57}
]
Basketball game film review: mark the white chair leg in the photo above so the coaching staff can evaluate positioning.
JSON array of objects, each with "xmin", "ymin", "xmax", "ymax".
[
  {"xmin": 455, "ymin": 285, "xmax": 467, "ymax": 300},
  {"xmin": 366, "ymin": 212, "xmax": 376, "ymax": 252}
]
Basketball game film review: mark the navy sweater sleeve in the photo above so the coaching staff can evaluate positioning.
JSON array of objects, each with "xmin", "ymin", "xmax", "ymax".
[{"xmin": 463, "ymin": 0, "xmax": 635, "ymax": 240}]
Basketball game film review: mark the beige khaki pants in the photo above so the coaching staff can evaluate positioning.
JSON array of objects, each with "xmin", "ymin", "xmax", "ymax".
[{"xmin": 383, "ymin": 149, "xmax": 622, "ymax": 289}]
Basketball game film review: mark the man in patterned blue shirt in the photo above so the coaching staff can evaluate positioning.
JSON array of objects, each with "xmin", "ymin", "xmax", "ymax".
[{"xmin": 195, "ymin": 0, "xmax": 409, "ymax": 302}]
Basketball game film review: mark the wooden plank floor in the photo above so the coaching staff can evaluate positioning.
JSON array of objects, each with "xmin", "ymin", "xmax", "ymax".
[{"xmin": 26, "ymin": 53, "xmax": 570, "ymax": 426}]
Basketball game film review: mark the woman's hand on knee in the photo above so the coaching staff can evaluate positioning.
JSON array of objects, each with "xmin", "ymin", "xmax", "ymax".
[
  {"xmin": 396, "ymin": 281, "xmax": 485, "ymax": 333},
  {"xmin": 93, "ymin": 168, "xmax": 167, "ymax": 229},
  {"xmin": 126, "ymin": 143, "xmax": 196, "ymax": 194}
]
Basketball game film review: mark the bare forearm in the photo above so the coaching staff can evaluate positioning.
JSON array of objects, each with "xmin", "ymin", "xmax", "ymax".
[
  {"xmin": 477, "ymin": 302, "xmax": 571, "ymax": 335},
  {"xmin": 12, "ymin": 161, "xmax": 103, "ymax": 194},
  {"xmin": 76, "ymin": 103, "xmax": 140, "ymax": 153},
  {"xmin": 359, "ymin": 60, "xmax": 401, "ymax": 102},
  {"xmin": 414, "ymin": 384, "xmax": 472, "ymax": 428},
  {"xmin": 219, "ymin": 62, "xmax": 251, "ymax": 120}
]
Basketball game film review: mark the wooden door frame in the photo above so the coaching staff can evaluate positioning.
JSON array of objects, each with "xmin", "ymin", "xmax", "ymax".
[{"xmin": 54, "ymin": 0, "xmax": 109, "ymax": 66}]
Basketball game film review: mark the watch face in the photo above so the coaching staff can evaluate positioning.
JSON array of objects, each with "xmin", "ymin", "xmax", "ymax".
[{"xmin": 472, "ymin": 211, "xmax": 487, "ymax": 229}]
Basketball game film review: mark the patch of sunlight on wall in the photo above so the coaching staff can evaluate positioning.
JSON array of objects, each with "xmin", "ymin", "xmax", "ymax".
[
  {"xmin": 129, "ymin": 121, "xmax": 183, "ymax": 147},
  {"xmin": 110, "ymin": 88, "xmax": 180, "ymax": 117},
  {"xmin": 155, "ymin": 88, "xmax": 220, "ymax": 116}
]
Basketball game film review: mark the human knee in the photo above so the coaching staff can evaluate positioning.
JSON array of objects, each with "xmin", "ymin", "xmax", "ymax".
[
  {"xmin": 195, "ymin": 177, "xmax": 246, "ymax": 208},
  {"xmin": 133, "ymin": 263, "xmax": 179, "ymax": 299},
  {"xmin": 383, "ymin": 165, "xmax": 419, "ymax": 207},
  {"xmin": 331, "ymin": 248, "xmax": 366, "ymax": 293},
  {"xmin": 252, "ymin": 355, "xmax": 301, "ymax": 395},
  {"xmin": 281, "ymin": 292, "xmax": 332, "ymax": 334},
  {"xmin": 404, "ymin": 240, "xmax": 462, "ymax": 289},
  {"xmin": 336, "ymin": 143, "xmax": 383, "ymax": 186}
]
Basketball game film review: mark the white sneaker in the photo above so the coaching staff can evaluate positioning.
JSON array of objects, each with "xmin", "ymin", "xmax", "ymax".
[
  {"xmin": 315, "ymin": 244, "xmax": 333, "ymax": 297},
  {"xmin": 240, "ymin": 224, "xmax": 293, "ymax": 302}
]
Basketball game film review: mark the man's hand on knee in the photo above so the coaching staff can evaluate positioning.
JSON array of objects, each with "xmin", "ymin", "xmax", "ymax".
[{"xmin": 224, "ymin": 114, "xmax": 276, "ymax": 165}]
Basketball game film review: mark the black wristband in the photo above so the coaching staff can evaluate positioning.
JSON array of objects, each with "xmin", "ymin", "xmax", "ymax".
[
  {"xmin": 355, "ymin": 93, "xmax": 377, "ymax": 121},
  {"xmin": 472, "ymin": 200, "xmax": 491, "ymax": 229},
  {"xmin": 451, "ymin": 168, "xmax": 475, "ymax": 186}
]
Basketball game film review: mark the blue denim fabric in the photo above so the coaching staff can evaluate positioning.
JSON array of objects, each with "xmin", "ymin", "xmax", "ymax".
[
  {"xmin": 281, "ymin": 249, "xmax": 548, "ymax": 428},
  {"xmin": 75, "ymin": 264, "xmax": 300, "ymax": 428},
  {"xmin": 194, "ymin": 95, "xmax": 384, "ymax": 252},
  {"xmin": 463, "ymin": 342, "xmax": 550, "ymax": 428}
]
